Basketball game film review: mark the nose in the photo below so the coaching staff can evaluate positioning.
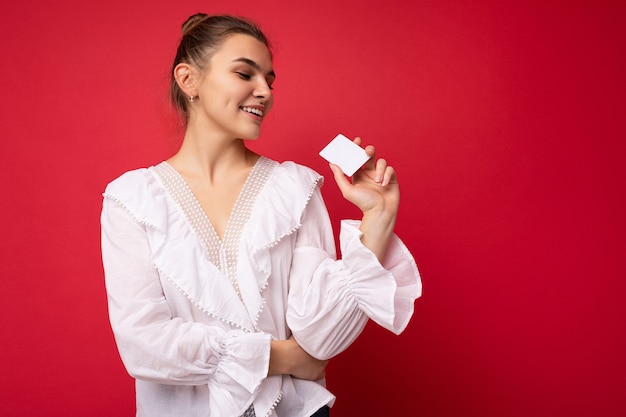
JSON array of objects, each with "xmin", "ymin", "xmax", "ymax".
[{"xmin": 253, "ymin": 79, "xmax": 272, "ymax": 100}]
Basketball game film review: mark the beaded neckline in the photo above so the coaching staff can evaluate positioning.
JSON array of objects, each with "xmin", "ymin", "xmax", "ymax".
[{"xmin": 152, "ymin": 157, "xmax": 275, "ymax": 299}]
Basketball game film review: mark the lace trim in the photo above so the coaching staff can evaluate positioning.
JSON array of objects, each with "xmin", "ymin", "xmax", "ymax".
[
  {"xmin": 266, "ymin": 390, "xmax": 283, "ymax": 417},
  {"xmin": 153, "ymin": 158, "xmax": 274, "ymax": 300},
  {"xmin": 155, "ymin": 266, "xmax": 253, "ymax": 331}
]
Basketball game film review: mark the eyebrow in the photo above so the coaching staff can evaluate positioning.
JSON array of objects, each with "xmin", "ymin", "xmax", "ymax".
[{"xmin": 233, "ymin": 57, "xmax": 276, "ymax": 78}]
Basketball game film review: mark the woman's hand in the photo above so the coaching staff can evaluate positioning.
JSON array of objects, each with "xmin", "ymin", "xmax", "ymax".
[
  {"xmin": 268, "ymin": 336, "xmax": 328, "ymax": 381},
  {"xmin": 329, "ymin": 137, "xmax": 400, "ymax": 261},
  {"xmin": 329, "ymin": 137, "xmax": 399, "ymax": 216}
]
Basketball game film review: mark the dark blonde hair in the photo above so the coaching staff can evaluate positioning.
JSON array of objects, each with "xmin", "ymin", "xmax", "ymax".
[{"xmin": 170, "ymin": 13, "xmax": 271, "ymax": 122}]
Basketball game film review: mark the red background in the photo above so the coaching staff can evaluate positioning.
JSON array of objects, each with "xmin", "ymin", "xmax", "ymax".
[{"xmin": 1, "ymin": 1, "xmax": 625, "ymax": 416}]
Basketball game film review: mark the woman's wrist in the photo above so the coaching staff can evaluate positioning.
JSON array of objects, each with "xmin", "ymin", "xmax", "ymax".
[
  {"xmin": 359, "ymin": 210, "xmax": 397, "ymax": 262},
  {"xmin": 268, "ymin": 339, "xmax": 289, "ymax": 376}
]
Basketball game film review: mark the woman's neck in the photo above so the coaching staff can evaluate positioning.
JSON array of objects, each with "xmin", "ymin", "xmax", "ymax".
[{"xmin": 167, "ymin": 126, "xmax": 258, "ymax": 183}]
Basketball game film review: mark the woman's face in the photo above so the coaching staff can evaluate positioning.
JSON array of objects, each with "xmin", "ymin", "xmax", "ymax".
[{"xmin": 193, "ymin": 34, "xmax": 275, "ymax": 140}]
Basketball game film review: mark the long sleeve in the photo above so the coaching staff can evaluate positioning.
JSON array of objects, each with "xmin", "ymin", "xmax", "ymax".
[
  {"xmin": 101, "ymin": 198, "xmax": 271, "ymax": 409},
  {"xmin": 286, "ymin": 188, "xmax": 422, "ymax": 360}
]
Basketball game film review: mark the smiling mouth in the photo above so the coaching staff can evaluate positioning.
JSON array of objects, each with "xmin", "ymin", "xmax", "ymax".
[{"xmin": 240, "ymin": 106, "xmax": 264, "ymax": 118}]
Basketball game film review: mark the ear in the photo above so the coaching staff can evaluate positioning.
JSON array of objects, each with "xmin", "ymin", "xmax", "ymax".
[{"xmin": 174, "ymin": 63, "xmax": 198, "ymax": 98}]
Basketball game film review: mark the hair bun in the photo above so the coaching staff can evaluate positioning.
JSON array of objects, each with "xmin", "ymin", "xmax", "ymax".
[{"xmin": 181, "ymin": 13, "xmax": 209, "ymax": 36}]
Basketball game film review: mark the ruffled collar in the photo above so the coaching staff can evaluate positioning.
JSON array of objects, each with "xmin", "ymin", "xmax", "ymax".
[
  {"xmin": 104, "ymin": 159, "xmax": 323, "ymax": 333},
  {"xmin": 242, "ymin": 161, "xmax": 323, "ymax": 330}
]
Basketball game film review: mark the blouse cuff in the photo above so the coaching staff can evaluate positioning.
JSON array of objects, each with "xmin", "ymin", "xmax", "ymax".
[
  {"xmin": 207, "ymin": 331, "xmax": 271, "ymax": 415},
  {"xmin": 340, "ymin": 220, "xmax": 422, "ymax": 334}
]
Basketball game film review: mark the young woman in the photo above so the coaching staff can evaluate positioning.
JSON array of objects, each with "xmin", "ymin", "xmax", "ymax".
[{"xmin": 101, "ymin": 13, "xmax": 421, "ymax": 417}]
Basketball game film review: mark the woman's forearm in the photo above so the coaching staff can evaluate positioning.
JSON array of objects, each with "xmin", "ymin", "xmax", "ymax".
[
  {"xmin": 359, "ymin": 208, "xmax": 397, "ymax": 263},
  {"xmin": 268, "ymin": 337, "xmax": 328, "ymax": 381}
]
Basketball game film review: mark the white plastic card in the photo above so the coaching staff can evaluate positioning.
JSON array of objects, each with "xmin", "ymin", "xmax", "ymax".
[{"xmin": 319, "ymin": 134, "xmax": 371, "ymax": 176}]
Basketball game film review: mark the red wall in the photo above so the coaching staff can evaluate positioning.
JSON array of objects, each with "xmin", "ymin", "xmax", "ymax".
[{"xmin": 1, "ymin": 1, "xmax": 625, "ymax": 416}]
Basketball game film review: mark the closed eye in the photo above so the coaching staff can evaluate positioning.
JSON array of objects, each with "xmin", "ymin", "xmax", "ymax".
[{"xmin": 236, "ymin": 71, "xmax": 274, "ymax": 90}]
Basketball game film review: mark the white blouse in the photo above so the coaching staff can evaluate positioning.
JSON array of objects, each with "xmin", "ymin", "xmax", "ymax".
[{"xmin": 101, "ymin": 157, "xmax": 421, "ymax": 417}]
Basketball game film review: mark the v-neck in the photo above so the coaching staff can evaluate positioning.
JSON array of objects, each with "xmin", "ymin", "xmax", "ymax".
[{"xmin": 153, "ymin": 157, "xmax": 275, "ymax": 299}]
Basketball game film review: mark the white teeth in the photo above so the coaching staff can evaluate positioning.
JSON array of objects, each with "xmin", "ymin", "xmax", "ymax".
[{"xmin": 241, "ymin": 106, "xmax": 263, "ymax": 117}]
